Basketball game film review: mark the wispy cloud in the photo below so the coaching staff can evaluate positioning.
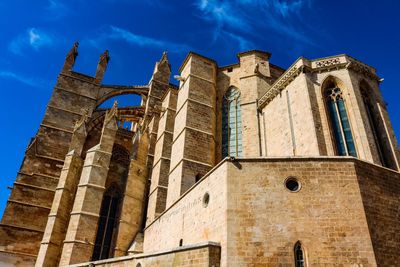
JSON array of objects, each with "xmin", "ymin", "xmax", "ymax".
[
  {"xmin": 45, "ymin": 0, "xmax": 70, "ymax": 20},
  {"xmin": 195, "ymin": 0, "xmax": 315, "ymax": 48},
  {"xmin": 88, "ymin": 26, "xmax": 191, "ymax": 52},
  {"xmin": 224, "ymin": 31, "xmax": 253, "ymax": 51},
  {"xmin": 0, "ymin": 71, "xmax": 51, "ymax": 88},
  {"xmin": 9, "ymin": 28, "xmax": 53, "ymax": 55}
]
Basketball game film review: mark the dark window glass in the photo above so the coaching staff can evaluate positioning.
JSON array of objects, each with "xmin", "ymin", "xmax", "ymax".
[
  {"xmin": 92, "ymin": 187, "xmax": 121, "ymax": 261},
  {"xmin": 294, "ymin": 242, "xmax": 305, "ymax": 267}
]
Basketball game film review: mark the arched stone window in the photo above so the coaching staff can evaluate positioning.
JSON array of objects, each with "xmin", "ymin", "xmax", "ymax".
[
  {"xmin": 324, "ymin": 81, "xmax": 357, "ymax": 157},
  {"xmin": 360, "ymin": 82, "xmax": 396, "ymax": 169},
  {"xmin": 294, "ymin": 241, "xmax": 306, "ymax": 267},
  {"xmin": 222, "ymin": 87, "xmax": 242, "ymax": 157},
  {"xmin": 92, "ymin": 184, "xmax": 122, "ymax": 261}
]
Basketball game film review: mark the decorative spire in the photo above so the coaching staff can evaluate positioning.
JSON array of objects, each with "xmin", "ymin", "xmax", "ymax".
[
  {"xmin": 104, "ymin": 101, "xmax": 118, "ymax": 125},
  {"xmin": 160, "ymin": 51, "xmax": 168, "ymax": 64},
  {"xmin": 95, "ymin": 50, "xmax": 111, "ymax": 83},
  {"xmin": 62, "ymin": 42, "xmax": 79, "ymax": 73}
]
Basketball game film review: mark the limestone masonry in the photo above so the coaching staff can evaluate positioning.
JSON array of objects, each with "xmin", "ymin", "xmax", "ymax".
[{"xmin": 1, "ymin": 43, "xmax": 399, "ymax": 267}]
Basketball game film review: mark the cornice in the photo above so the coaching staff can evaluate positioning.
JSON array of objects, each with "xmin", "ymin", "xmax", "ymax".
[{"xmin": 258, "ymin": 55, "xmax": 380, "ymax": 110}]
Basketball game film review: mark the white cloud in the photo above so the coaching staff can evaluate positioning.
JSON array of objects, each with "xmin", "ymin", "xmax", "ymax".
[
  {"xmin": 9, "ymin": 28, "xmax": 53, "ymax": 55},
  {"xmin": 195, "ymin": 0, "xmax": 315, "ymax": 47},
  {"xmin": 0, "ymin": 71, "xmax": 50, "ymax": 88},
  {"xmin": 88, "ymin": 26, "xmax": 191, "ymax": 53}
]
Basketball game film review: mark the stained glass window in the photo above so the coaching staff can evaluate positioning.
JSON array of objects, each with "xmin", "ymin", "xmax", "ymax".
[
  {"xmin": 222, "ymin": 88, "xmax": 242, "ymax": 158},
  {"xmin": 326, "ymin": 87, "xmax": 357, "ymax": 157}
]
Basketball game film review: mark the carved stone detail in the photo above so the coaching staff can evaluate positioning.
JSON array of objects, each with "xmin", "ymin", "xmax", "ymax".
[
  {"xmin": 104, "ymin": 101, "xmax": 119, "ymax": 125},
  {"xmin": 315, "ymin": 58, "xmax": 341, "ymax": 68},
  {"xmin": 258, "ymin": 66, "xmax": 301, "ymax": 107},
  {"xmin": 73, "ymin": 109, "xmax": 88, "ymax": 132}
]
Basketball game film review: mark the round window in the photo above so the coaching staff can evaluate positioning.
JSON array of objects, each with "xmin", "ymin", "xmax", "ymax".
[{"xmin": 285, "ymin": 177, "xmax": 301, "ymax": 192}]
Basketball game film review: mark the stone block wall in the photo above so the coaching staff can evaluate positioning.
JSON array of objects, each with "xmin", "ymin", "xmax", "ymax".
[
  {"xmin": 225, "ymin": 158, "xmax": 378, "ymax": 266},
  {"xmin": 68, "ymin": 242, "xmax": 221, "ymax": 267},
  {"xmin": 166, "ymin": 53, "xmax": 217, "ymax": 207},
  {"xmin": 0, "ymin": 71, "xmax": 100, "ymax": 259},
  {"xmin": 355, "ymin": 161, "xmax": 400, "ymax": 266},
  {"xmin": 143, "ymin": 157, "xmax": 399, "ymax": 266}
]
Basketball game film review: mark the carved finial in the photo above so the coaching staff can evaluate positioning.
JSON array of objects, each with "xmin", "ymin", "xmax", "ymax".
[
  {"xmin": 160, "ymin": 51, "xmax": 168, "ymax": 63},
  {"xmin": 100, "ymin": 50, "xmax": 110, "ymax": 65},
  {"xmin": 104, "ymin": 101, "xmax": 118, "ymax": 124},
  {"xmin": 73, "ymin": 109, "xmax": 88, "ymax": 132},
  {"xmin": 95, "ymin": 50, "xmax": 111, "ymax": 83},
  {"xmin": 62, "ymin": 41, "xmax": 79, "ymax": 72}
]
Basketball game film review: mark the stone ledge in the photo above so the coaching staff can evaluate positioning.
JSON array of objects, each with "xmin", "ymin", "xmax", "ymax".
[{"xmin": 67, "ymin": 241, "xmax": 221, "ymax": 267}]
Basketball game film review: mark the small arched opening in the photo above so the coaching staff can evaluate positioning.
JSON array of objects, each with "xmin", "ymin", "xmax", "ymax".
[{"xmin": 294, "ymin": 241, "xmax": 306, "ymax": 267}]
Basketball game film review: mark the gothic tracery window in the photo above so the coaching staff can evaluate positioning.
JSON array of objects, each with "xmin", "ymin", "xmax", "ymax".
[
  {"xmin": 294, "ymin": 242, "xmax": 306, "ymax": 267},
  {"xmin": 325, "ymin": 86, "xmax": 357, "ymax": 157},
  {"xmin": 222, "ymin": 87, "xmax": 242, "ymax": 158}
]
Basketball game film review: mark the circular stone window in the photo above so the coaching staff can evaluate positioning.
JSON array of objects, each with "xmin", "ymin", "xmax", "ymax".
[
  {"xmin": 202, "ymin": 192, "xmax": 210, "ymax": 207},
  {"xmin": 285, "ymin": 177, "xmax": 301, "ymax": 192}
]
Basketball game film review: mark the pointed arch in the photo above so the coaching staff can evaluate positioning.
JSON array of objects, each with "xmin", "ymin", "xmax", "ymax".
[
  {"xmin": 294, "ymin": 241, "xmax": 306, "ymax": 267},
  {"xmin": 322, "ymin": 76, "xmax": 357, "ymax": 157},
  {"xmin": 222, "ymin": 86, "xmax": 242, "ymax": 157}
]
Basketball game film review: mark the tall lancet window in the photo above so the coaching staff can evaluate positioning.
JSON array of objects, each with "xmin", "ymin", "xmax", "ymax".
[
  {"xmin": 92, "ymin": 184, "xmax": 121, "ymax": 261},
  {"xmin": 222, "ymin": 87, "xmax": 242, "ymax": 157},
  {"xmin": 294, "ymin": 242, "xmax": 306, "ymax": 267},
  {"xmin": 360, "ymin": 84, "xmax": 396, "ymax": 169},
  {"xmin": 326, "ymin": 86, "xmax": 357, "ymax": 157}
]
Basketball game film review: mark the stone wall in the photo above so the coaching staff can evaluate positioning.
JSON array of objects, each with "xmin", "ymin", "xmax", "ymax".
[
  {"xmin": 143, "ymin": 157, "xmax": 400, "ymax": 266},
  {"xmin": 144, "ymin": 162, "xmax": 228, "ymax": 265},
  {"xmin": 355, "ymin": 161, "xmax": 400, "ymax": 266},
  {"xmin": 68, "ymin": 242, "xmax": 220, "ymax": 267},
  {"xmin": 225, "ymin": 158, "xmax": 379, "ymax": 266}
]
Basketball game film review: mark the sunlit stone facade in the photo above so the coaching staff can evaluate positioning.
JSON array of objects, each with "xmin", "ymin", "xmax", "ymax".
[{"xmin": 1, "ymin": 44, "xmax": 399, "ymax": 267}]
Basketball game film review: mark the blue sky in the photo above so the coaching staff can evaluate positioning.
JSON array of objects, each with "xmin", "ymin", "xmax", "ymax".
[{"xmin": 0, "ymin": 0, "xmax": 399, "ymax": 216}]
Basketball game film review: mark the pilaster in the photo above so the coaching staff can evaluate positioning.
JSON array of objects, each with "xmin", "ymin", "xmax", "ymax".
[
  {"xmin": 59, "ymin": 104, "xmax": 118, "ymax": 266},
  {"xmin": 238, "ymin": 51, "xmax": 271, "ymax": 157},
  {"xmin": 147, "ymin": 90, "xmax": 177, "ymax": 224}
]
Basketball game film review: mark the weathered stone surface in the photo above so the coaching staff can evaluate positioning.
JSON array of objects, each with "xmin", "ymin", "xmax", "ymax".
[{"xmin": 1, "ymin": 47, "xmax": 400, "ymax": 267}]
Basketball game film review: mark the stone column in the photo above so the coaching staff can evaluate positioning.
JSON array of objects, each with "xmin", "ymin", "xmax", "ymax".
[
  {"xmin": 35, "ymin": 113, "xmax": 88, "ymax": 267},
  {"xmin": 166, "ymin": 53, "xmax": 217, "ymax": 207},
  {"xmin": 59, "ymin": 104, "xmax": 118, "ymax": 266},
  {"xmin": 113, "ymin": 130, "xmax": 149, "ymax": 256},
  {"xmin": 147, "ymin": 89, "xmax": 177, "ymax": 224}
]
